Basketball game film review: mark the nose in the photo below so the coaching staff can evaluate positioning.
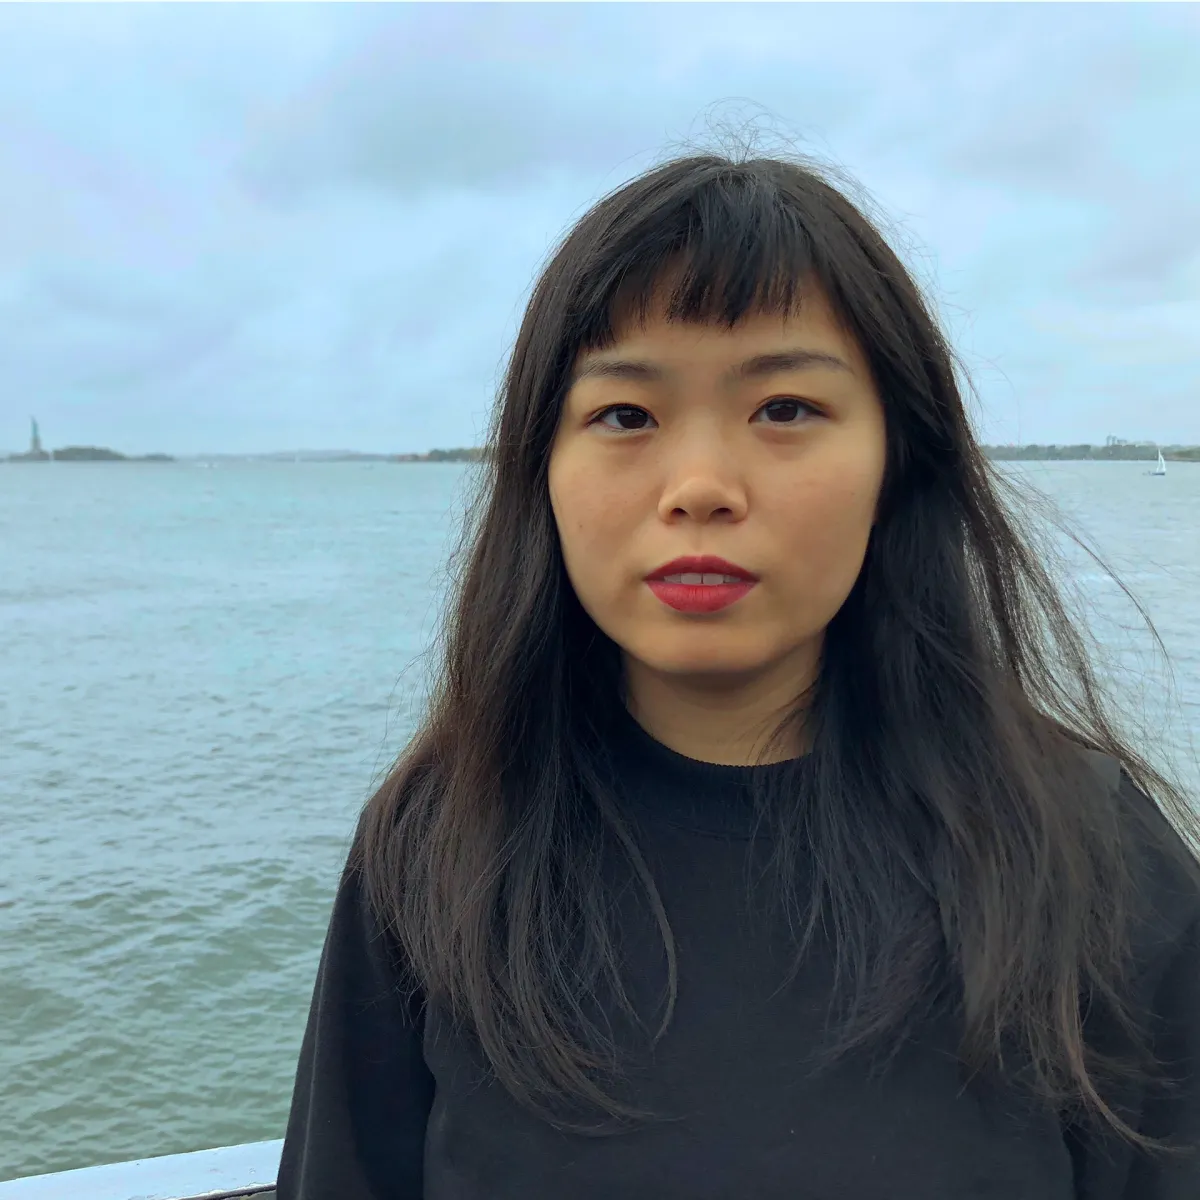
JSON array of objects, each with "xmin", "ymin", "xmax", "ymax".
[{"xmin": 656, "ymin": 446, "xmax": 748, "ymax": 524}]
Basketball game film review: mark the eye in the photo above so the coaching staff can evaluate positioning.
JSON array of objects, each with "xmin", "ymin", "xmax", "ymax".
[
  {"xmin": 591, "ymin": 405, "xmax": 656, "ymax": 432},
  {"xmin": 754, "ymin": 398, "xmax": 821, "ymax": 424}
]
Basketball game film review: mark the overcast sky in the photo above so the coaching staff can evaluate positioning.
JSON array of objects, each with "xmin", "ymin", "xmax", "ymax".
[{"xmin": 1, "ymin": 3, "xmax": 1197, "ymax": 456}]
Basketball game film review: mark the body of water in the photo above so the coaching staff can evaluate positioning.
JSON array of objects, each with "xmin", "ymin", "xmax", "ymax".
[{"xmin": 1, "ymin": 459, "xmax": 1197, "ymax": 1180}]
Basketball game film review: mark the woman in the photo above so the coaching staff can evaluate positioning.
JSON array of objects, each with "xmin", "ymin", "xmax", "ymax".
[{"xmin": 276, "ymin": 151, "xmax": 1200, "ymax": 1199}]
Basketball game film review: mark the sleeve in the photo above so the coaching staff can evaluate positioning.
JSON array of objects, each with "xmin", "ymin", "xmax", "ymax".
[
  {"xmin": 275, "ymin": 852, "xmax": 435, "ymax": 1200},
  {"xmin": 1119, "ymin": 913, "xmax": 1200, "ymax": 1199}
]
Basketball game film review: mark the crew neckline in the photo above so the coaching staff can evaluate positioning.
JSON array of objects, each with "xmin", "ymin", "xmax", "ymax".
[{"xmin": 604, "ymin": 702, "xmax": 810, "ymax": 840}]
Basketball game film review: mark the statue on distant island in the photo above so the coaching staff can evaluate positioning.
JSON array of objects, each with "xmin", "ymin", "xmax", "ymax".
[
  {"xmin": 2, "ymin": 417, "xmax": 174, "ymax": 463},
  {"xmin": 5, "ymin": 416, "xmax": 51, "ymax": 462}
]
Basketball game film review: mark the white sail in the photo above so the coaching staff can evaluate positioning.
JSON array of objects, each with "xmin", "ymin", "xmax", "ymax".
[{"xmin": 1152, "ymin": 450, "xmax": 1167, "ymax": 476}]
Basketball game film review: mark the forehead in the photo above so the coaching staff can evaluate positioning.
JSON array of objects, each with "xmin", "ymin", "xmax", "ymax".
[{"xmin": 572, "ymin": 287, "xmax": 868, "ymax": 382}]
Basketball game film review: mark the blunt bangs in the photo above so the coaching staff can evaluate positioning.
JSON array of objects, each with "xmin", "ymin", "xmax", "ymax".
[{"xmin": 570, "ymin": 162, "xmax": 825, "ymax": 356}]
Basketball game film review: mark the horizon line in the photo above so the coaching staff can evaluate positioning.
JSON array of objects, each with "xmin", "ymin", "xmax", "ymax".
[{"xmin": 4, "ymin": 440, "xmax": 1200, "ymax": 459}]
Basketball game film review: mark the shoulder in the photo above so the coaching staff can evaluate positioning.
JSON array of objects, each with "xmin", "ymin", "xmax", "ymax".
[{"xmin": 1086, "ymin": 750, "xmax": 1200, "ymax": 969}]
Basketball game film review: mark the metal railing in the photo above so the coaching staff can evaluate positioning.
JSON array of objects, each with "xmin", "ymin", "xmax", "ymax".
[{"xmin": 0, "ymin": 1139, "xmax": 283, "ymax": 1200}]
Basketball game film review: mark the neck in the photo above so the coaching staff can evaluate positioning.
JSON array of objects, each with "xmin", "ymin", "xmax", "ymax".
[{"xmin": 621, "ymin": 653, "xmax": 814, "ymax": 766}]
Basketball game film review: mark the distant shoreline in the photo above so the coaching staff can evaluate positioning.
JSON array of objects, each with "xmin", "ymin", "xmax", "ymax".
[
  {"xmin": 2, "ymin": 446, "xmax": 175, "ymax": 463},
  {"xmin": 3, "ymin": 444, "xmax": 1197, "ymax": 464},
  {"xmin": 1, "ymin": 446, "xmax": 484, "ymax": 464},
  {"xmin": 983, "ymin": 444, "xmax": 1199, "ymax": 462}
]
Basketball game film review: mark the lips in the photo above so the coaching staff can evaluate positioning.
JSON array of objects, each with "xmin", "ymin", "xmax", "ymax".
[{"xmin": 645, "ymin": 555, "xmax": 757, "ymax": 582}]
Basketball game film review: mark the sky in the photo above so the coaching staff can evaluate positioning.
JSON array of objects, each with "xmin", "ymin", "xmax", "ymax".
[{"xmin": 0, "ymin": 3, "xmax": 1197, "ymax": 457}]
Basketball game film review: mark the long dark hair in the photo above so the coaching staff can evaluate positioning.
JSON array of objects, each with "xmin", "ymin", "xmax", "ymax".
[{"xmin": 351, "ymin": 147, "xmax": 1200, "ymax": 1152}]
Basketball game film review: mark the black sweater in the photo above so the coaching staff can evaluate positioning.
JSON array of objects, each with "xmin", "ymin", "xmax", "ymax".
[{"xmin": 277, "ymin": 707, "xmax": 1200, "ymax": 1199}]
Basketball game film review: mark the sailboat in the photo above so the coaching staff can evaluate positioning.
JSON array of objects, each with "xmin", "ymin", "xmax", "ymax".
[{"xmin": 1151, "ymin": 450, "xmax": 1167, "ymax": 477}]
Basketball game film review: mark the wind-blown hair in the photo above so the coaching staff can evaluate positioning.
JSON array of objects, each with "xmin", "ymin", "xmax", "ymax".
[{"xmin": 351, "ymin": 148, "xmax": 1200, "ymax": 1152}]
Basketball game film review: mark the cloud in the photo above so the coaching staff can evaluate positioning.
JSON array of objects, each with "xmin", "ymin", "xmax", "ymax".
[
  {"xmin": 0, "ymin": 3, "xmax": 1197, "ymax": 453},
  {"xmin": 231, "ymin": 4, "xmax": 881, "ymax": 205},
  {"xmin": 1070, "ymin": 192, "xmax": 1200, "ymax": 297}
]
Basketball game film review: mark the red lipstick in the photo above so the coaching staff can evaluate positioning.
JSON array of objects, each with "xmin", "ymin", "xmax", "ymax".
[{"xmin": 644, "ymin": 555, "xmax": 758, "ymax": 614}]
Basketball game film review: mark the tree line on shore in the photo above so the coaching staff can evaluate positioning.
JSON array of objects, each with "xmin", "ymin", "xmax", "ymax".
[
  {"xmin": 3, "ymin": 445, "xmax": 174, "ymax": 462},
  {"xmin": 983, "ymin": 443, "xmax": 1199, "ymax": 462}
]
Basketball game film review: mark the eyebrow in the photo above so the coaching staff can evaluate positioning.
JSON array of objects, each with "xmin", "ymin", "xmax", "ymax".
[{"xmin": 570, "ymin": 347, "xmax": 854, "ymax": 387}]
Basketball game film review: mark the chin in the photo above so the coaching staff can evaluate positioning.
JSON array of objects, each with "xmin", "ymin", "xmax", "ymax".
[{"xmin": 628, "ymin": 641, "xmax": 771, "ymax": 681}]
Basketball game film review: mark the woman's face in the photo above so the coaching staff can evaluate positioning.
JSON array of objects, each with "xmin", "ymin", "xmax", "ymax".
[{"xmin": 548, "ymin": 285, "xmax": 888, "ymax": 725}]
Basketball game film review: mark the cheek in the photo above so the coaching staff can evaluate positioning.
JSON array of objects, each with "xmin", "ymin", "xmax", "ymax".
[
  {"xmin": 775, "ymin": 466, "xmax": 880, "ymax": 588},
  {"xmin": 550, "ymin": 456, "xmax": 638, "ymax": 589},
  {"xmin": 554, "ymin": 451, "xmax": 635, "ymax": 529}
]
